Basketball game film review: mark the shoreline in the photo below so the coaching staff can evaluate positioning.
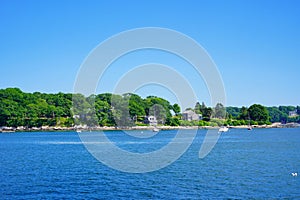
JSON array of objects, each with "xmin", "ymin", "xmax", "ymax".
[{"xmin": 1, "ymin": 123, "xmax": 299, "ymax": 133}]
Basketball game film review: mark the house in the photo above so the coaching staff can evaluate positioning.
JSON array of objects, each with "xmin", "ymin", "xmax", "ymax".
[
  {"xmin": 182, "ymin": 110, "xmax": 202, "ymax": 121},
  {"xmin": 289, "ymin": 110, "xmax": 298, "ymax": 117},
  {"xmin": 73, "ymin": 115, "xmax": 80, "ymax": 119},
  {"xmin": 144, "ymin": 116, "xmax": 158, "ymax": 126}
]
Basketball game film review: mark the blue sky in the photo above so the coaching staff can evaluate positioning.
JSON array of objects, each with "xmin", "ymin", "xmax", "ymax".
[{"xmin": 0, "ymin": 0, "xmax": 299, "ymax": 107}]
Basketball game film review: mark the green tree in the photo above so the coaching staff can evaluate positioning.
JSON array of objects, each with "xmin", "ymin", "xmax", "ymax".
[
  {"xmin": 202, "ymin": 107, "xmax": 213, "ymax": 121},
  {"xmin": 144, "ymin": 96, "xmax": 172, "ymax": 124},
  {"xmin": 111, "ymin": 94, "xmax": 134, "ymax": 127},
  {"xmin": 194, "ymin": 102, "xmax": 202, "ymax": 114},
  {"xmin": 149, "ymin": 104, "xmax": 167, "ymax": 124},
  {"xmin": 279, "ymin": 106, "xmax": 296, "ymax": 115},
  {"xmin": 226, "ymin": 107, "xmax": 240, "ymax": 118},
  {"xmin": 172, "ymin": 103, "xmax": 181, "ymax": 116},
  {"xmin": 238, "ymin": 106, "xmax": 248, "ymax": 120},
  {"xmin": 72, "ymin": 93, "xmax": 97, "ymax": 126},
  {"xmin": 128, "ymin": 93, "xmax": 146, "ymax": 122},
  {"xmin": 166, "ymin": 117, "xmax": 180, "ymax": 126},
  {"xmin": 267, "ymin": 107, "xmax": 288, "ymax": 123},
  {"xmin": 214, "ymin": 103, "xmax": 226, "ymax": 119},
  {"xmin": 194, "ymin": 102, "xmax": 212, "ymax": 120},
  {"xmin": 95, "ymin": 99, "xmax": 112, "ymax": 126},
  {"xmin": 248, "ymin": 104, "xmax": 270, "ymax": 124}
]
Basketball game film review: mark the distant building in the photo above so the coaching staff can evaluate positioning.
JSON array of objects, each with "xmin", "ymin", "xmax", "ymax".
[
  {"xmin": 73, "ymin": 115, "xmax": 80, "ymax": 119},
  {"xmin": 144, "ymin": 116, "xmax": 158, "ymax": 126},
  {"xmin": 289, "ymin": 110, "xmax": 298, "ymax": 117},
  {"xmin": 182, "ymin": 110, "xmax": 202, "ymax": 121}
]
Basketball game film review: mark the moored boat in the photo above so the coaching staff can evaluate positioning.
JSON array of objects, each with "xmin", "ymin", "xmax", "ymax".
[
  {"xmin": 153, "ymin": 127, "xmax": 159, "ymax": 132},
  {"xmin": 218, "ymin": 126, "xmax": 229, "ymax": 133}
]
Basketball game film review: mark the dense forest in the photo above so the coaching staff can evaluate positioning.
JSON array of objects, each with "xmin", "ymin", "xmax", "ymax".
[{"xmin": 0, "ymin": 88, "xmax": 299, "ymax": 128}]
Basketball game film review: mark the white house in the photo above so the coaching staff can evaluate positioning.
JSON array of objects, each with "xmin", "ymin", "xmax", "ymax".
[
  {"xmin": 289, "ymin": 110, "xmax": 298, "ymax": 117},
  {"xmin": 144, "ymin": 116, "xmax": 158, "ymax": 126},
  {"xmin": 182, "ymin": 110, "xmax": 202, "ymax": 121}
]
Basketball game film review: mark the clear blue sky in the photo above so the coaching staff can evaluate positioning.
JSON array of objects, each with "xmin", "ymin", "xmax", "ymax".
[{"xmin": 0, "ymin": 0, "xmax": 299, "ymax": 107}]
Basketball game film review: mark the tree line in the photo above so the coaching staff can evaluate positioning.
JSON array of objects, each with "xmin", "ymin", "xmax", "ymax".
[{"xmin": 0, "ymin": 88, "xmax": 299, "ymax": 128}]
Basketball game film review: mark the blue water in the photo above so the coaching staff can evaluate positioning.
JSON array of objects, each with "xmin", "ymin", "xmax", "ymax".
[{"xmin": 1, "ymin": 128, "xmax": 300, "ymax": 199}]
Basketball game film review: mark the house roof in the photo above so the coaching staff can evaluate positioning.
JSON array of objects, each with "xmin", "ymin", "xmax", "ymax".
[{"xmin": 183, "ymin": 110, "xmax": 196, "ymax": 114}]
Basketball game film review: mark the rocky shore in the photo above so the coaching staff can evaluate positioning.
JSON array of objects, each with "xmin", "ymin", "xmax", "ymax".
[{"xmin": 1, "ymin": 123, "xmax": 299, "ymax": 133}]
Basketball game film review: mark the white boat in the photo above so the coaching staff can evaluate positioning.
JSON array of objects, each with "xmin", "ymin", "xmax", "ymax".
[
  {"xmin": 248, "ymin": 113, "xmax": 252, "ymax": 130},
  {"xmin": 153, "ymin": 127, "xmax": 159, "ymax": 132},
  {"xmin": 292, "ymin": 172, "xmax": 298, "ymax": 177},
  {"xmin": 218, "ymin": 126, "xmax": 229, "ymax": 132}
]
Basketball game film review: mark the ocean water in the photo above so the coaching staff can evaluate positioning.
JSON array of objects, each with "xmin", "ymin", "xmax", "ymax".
[{"xmin": 0, "ymin": 128, "xmax": 300, "ymax": 199}]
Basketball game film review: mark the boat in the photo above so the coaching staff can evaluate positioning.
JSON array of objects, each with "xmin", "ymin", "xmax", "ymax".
[
  {"xmin": 218, "ymin": 126, "xmax": 229, "ymax": 133},
  {"xmin": 153, "ymin": 127, "xmax": 159, "ymax": 132},
  {"xmin": 247, "ymin": 113, "xmax": 252, "ymax": 130},
  {"xmin": 292, "ymin": 172, "xmax": 298, "ymax": 177}
]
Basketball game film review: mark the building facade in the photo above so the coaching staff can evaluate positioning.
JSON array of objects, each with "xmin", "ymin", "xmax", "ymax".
[{"xmin": 182, "ymin": 110, "xmax": 202, "ymax": 121}]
